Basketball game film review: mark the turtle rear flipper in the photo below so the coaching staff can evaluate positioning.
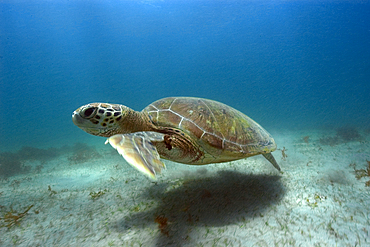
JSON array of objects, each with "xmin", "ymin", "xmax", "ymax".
[
  {"xmin": 105, "ymin": 132, "xmax": 165, "ymax": 179},
  {"xmin": 262, "ymin": 153, "xmax": 281, "ymax": 171}
]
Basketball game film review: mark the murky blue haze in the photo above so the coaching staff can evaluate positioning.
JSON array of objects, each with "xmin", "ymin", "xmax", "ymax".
[{"xmin": 1, "ymin": 0, "xmax": 369, "ymax": 152}]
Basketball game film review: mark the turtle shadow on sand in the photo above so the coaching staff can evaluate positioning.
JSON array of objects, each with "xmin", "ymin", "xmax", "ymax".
[{"xmin": 113, "ymin": 170, "xmax": 284, "ymax": 246}]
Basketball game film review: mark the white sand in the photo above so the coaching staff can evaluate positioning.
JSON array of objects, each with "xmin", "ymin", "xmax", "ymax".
[{"xmin": 1, "ymin": 129, "xmax": 370, "ymax": 246}]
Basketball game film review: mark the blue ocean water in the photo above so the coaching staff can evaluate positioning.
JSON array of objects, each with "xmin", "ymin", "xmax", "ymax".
[
  {"xmin": 1, "ymin": 1, "xmax": 370, "ymax": 246},
  {"xmin": 1, "ymin": 0, "xmax": 369, "ymax": 151}
]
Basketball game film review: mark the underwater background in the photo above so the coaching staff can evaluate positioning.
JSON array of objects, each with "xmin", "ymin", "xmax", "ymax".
[
  {"xmin": 1, "ymin": 0, "xmax": 369, "ymax": 152},
  {"xmin": 1, "ymin": 0, "xmax": 370, "ymax": 246}
]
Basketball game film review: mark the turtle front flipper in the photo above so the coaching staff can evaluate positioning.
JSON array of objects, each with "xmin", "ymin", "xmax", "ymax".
[{"xmin": 105, "ymin": 132, "xmax": 166, "ymax": 179}]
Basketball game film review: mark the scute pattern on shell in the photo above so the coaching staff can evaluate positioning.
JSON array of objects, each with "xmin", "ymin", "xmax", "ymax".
[{"xmin": 143, "ymin": 97, "xmax": 276, "ymax": 155}]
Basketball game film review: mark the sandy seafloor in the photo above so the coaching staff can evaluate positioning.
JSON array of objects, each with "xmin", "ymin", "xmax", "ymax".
[{"xmin": 1, "ymin": 129, "xmax": 370, "ymax": 247}]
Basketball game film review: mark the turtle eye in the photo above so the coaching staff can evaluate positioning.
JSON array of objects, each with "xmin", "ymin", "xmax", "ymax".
[{"xmin": 82, "ymin": 107, "xmax": 96, "ymax": 118}]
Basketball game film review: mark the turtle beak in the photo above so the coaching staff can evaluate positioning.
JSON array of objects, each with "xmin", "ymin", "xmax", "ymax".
[
  {"xmin": 72, "ymin": 111, "xmax": 84, "ymax": 127},
  {"xmin": 72, "ymin": 109, "xmax": 111, "ymax": 137}
]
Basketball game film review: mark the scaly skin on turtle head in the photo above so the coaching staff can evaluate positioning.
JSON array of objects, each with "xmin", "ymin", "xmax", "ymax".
[{"xmin": 72, "ymin": 103, "xmax": 154, "ymax": 137}]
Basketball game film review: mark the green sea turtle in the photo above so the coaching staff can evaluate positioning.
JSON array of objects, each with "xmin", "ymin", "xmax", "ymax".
[{"xmin": 72, "ymin": 97, "xmax": 280, "ymax": 179}]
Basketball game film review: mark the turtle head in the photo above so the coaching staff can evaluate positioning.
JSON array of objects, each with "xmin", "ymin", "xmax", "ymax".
[{"xmin": 72, "ymin": 103, "xmax": 128, "ymax": 137}]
